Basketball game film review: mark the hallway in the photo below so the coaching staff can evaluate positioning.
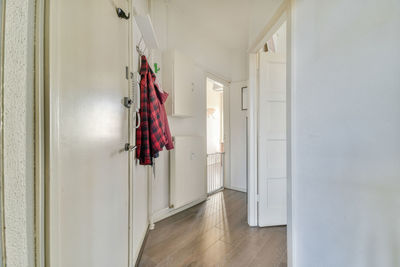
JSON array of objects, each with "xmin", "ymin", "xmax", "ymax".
[{"xmin": 139, "ymin": 190, "xmax": 287, "ymax": 266}]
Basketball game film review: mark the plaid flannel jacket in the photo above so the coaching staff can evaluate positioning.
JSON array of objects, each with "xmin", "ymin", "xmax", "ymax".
[{"xmin": 136, "ymin": 56, "xmax": 173, "ymax": 165}]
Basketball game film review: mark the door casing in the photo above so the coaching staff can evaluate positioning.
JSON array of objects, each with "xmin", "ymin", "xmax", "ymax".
[{"xmin": 247, "ymin": 0, "xmax": 293, "ymax": 266}]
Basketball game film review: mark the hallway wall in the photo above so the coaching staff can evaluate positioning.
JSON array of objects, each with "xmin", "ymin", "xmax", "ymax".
[
  {"xmin": 2, "ymin": 0, "xmax": 35, "ymax": 266},
  {"xmin": 150, "ymin": 65, "xmax": 207, "ymax": 218},
  {"xmin": 292, "ymin": 0, "xmax": 400, "ymax": 266},
  {"xmin": 149, "ymin": 1, "xmax": 251, "ymax": 210},
  {"xmin": 228, "ymin": 81, "xmax": 248, "ymax": 192},
  {"xmin": 248, "ymin": 0, "xmax": 285, "ymax": 50},
  {"xmin": 149, "ymin": 0, "xmax": 226, "ymax": 217}
]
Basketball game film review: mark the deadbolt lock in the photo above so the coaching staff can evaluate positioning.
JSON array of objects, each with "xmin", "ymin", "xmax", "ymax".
[{"xmin": 123, "ymin": 97, "xmax": 133, "ymax": 108}]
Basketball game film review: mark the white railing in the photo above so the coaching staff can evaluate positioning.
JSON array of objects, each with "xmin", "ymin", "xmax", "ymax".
[{"xmin": 207, "ymin": 152, "xmax": 224, "ymax": 194}]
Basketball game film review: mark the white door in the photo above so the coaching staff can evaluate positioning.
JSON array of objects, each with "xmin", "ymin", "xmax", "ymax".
[
  {"xmin": 47, "ymin": 0, "xmax": 130, "ymax": 266},
  {"xmin": 258, "ymin": 23, "xmax": 287, "ymax": 227}
]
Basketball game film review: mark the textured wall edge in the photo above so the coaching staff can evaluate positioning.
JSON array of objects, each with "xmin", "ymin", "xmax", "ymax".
[{"xmin": 3, "ymin": 0, "xmax": 36, "ymax": 266}]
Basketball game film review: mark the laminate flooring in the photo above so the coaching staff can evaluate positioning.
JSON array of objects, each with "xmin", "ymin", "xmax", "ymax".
[{"xmin": 139, "ymin": 189, "xmax": 287, "ymax": 267}]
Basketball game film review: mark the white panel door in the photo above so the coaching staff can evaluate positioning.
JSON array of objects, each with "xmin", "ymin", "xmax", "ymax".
[
  {"xmin": 48, "ymin": 0, "xmax": 130, "ymax": 266},
  {"xmin": 258, "ymin": 50, "xmax": 287, "ymax": 227}
]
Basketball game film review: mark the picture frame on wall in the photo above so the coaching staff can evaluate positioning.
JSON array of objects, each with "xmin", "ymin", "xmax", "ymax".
[{"xmin": 241, "ymin": 86, "xmax": 248, "ymax": 110}]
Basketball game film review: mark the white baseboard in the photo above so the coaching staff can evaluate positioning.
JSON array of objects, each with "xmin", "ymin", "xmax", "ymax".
[
  {"xmin": 151, "ymin": 196, "xmax": 207, "ymax": 224},
  {"xmin": 225, "ymin": 186, "xmax": 247, "ymax": 193}
]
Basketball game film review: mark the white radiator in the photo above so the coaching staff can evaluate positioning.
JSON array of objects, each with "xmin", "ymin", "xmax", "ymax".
[{"xmin": 170, "ymin": 136, "xmax": 206, "ymax": 209}]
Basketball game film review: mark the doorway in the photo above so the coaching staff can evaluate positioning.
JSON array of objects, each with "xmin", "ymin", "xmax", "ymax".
[
  {"xmin": 206, "ymin": 77, "xmax": 225, "ymax": 194},
  {"xmin": 247, "ymin": 1, "xmax": 291, "ymax": 232}
]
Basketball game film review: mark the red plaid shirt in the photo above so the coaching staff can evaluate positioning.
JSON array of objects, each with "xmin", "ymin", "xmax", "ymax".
[{"xmin": 136, "ymin": 56, "xmax": 173, "ymax": 165}]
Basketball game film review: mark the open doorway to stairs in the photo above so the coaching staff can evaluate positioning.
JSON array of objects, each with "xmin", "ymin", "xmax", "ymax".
[{"xmin": 206, "ymin": 77, "xmax": 225, "ymax": 194}]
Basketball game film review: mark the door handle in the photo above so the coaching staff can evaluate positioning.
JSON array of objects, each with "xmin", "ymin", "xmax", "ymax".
[
  {"xmin": 125, "ymin": 143, "xmax": 137, "ymax": 152},
  {"xmin": 136, "ymin": 112, "xmax": 141, "ymax": 129}
]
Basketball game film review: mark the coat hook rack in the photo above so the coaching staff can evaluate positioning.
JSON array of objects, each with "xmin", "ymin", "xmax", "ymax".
[
  {"xmin": 116, "ymin": 7, "xmax": 130, "ymax": 19},
  {"xmin": 136, "ymin": 37, "xmax": 145, "ymax": 56}
]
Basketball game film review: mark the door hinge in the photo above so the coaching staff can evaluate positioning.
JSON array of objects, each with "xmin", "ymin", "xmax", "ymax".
[
  {"xmin": 125, "ymin": 66, "xmax": 129, "ymax": 80},
  {"xmin": 256, "ymin": 194, "xmax": 260, "ymax": 202}
]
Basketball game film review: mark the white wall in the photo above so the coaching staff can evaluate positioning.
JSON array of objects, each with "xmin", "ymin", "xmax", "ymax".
[
  {"xmin": 3, "ymin": 0, "xmax": 35, "ymax": 266},
  {"xmin": 164, "ymin": 3, "xmax": 233, "ymax": 80},
  {"xmin": 248, "ymin": 0, "xmax": 285, "ymax": 49},
  {"xmin": 229, "ymin": 81, "xmax": 248, "ymax": 192},
  {"xmin": 149, "ymin": 1, "xmax": 252, "ymax": 211},
  {"xmin": 292, "ymin": 0, "xmax": 400, "ymax": 266},
  {"xmin": 149, "ymin": 0, "xmax": 212, "ymax": 217},
  {"xmin": 151, "ymin": 66, "xmax": 207, "ymax": 216}
]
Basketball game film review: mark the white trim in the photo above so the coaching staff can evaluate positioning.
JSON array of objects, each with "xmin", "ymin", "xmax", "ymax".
[
  {"xmin": 247, "ymin": 53, "xmax": 258, "ymax": 227},
  {"xmin": 34, "ymin": 0, "xmax": 46, "ymax": 266},
  {"xmin": 287, "ymin": 1, "xmax": 295, "ymax": 266},
  {"xmin": 152, "ymin": 197, "xmax": 207, "ymax": 224},
  {"xmin": 45, "ymin": 0, "xmax": 62, "ymax": 262},
  {"xmin": 205, "ymin": 74, "xmax": 231, "ymax": 192},
  {"xmin": 205, "ymin": 71, "xmax": 231, "ymax": 87},
  {"xmin": 147, "ymin": 166, "xmax": 155, "ymax": 230},
  {"xmin": 0, "ymin": 0, "xmax": 5, "ymax": 264},
  {"xmin": 223, "ymin": 83, "xmax": 231, "ymax": 190},
  {"xmin": 128, "ymin": 0, "xmax": 135, "ymax": 265}
]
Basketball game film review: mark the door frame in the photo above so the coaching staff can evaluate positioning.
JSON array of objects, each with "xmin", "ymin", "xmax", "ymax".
[
  {"xmin": 205, "ymin": 73, "xmax": 231, "ymax": 192},
  {"xmin": 0, "ymin": 0, "xmax": 6, "ymax": 264},
  {"xmin": 34, "ymin": 0, "xmax": 46, "ymax": 266},
  {"xmin": 247, "ymin": 0, "xmax": 293, "ymax": 266}
]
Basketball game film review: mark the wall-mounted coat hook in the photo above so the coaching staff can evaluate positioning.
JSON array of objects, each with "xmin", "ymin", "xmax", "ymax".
[{"xmin": 116, "ymin": 8, "xmax": 130, "ymax": 19}]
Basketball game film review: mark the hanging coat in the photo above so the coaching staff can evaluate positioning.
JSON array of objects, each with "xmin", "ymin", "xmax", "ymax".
[
  {"xmin": 154, "ymin": 78, "xmax": 174, "ymax": 151},
  {"xmin": 136, "ymin": 55, "xmax": 173, "ymax": 165}
]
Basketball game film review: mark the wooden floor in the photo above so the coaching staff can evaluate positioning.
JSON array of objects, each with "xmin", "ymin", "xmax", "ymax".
[{"xmin": 139, "ymin": 189, "xmax": 287, "ymax": 267}]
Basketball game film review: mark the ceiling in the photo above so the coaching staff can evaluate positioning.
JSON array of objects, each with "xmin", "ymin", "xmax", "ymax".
[{"xmin": 168, "ymin": 0, "xmax": 251, "ymax": 51}]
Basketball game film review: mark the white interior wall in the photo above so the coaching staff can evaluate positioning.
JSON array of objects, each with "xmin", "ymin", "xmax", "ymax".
[
  {"xmin": 3, "ymin": 0, "xmax": 35, "ymax": 266},
  {"xmin": 149, "ymin": 0, "xmax": 291, "ymax": 216},
  {"xmin": 151, "ymin": 65, "xmax": 207, "ymax": 216},
  {"xmin": 149, "ymin": 0, "xmax": 224, "ymax": 216},
  {"xmin": 292, "ymin": 0, "xmax": 400, "ymax": 266},
  {"xmin": 228, "ymin": 81, "xmax": 248, "ymax": 192},
  {"xmin": 162, "ymin": 1, "xmax": 233, "ymax": 80},
  {"xmin": 248, "ymin": 0, "xmax": 285, "ymax": 49},
  {"xmin": 150, "ymin": 0, "xmax": 250, "ymax": 203}
]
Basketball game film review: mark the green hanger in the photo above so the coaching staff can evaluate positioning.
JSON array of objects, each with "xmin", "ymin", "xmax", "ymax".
[{"xmin": 154, "ymin": 63, "xmax": 160, "ymax": 74}]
